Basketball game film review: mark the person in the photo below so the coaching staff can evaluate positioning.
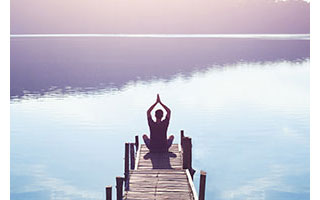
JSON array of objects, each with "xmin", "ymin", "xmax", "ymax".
[{"xmin": 143, "ymin": 94, "xmax": 174, "ymax": 153}]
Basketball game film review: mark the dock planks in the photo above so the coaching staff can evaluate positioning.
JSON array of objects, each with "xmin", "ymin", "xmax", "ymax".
[{"xmin": 123, "ymin": 144, "xmax": 197, "ymax": 200}]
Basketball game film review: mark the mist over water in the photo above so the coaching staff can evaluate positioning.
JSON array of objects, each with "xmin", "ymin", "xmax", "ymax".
[
  {"xmin": 11, "ymin": 37, "xmax": 309, "ymax": 200},
  {"xmin": 11, "ymin": 0, "xmax": 309, "ymax": 34},
  {"xmin": 11, "ymin": 37, "xmax": 309, "ymax": 99}
]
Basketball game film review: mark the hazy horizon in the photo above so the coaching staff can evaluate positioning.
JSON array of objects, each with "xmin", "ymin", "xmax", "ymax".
[{"xmin": 11, "ymin": 0, "xmax": 309, "ymax": 34}]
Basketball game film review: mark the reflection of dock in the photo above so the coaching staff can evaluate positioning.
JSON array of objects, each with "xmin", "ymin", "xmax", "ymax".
[{"xmin": 105, "ymin": 130, "xmax": 207, "ymax": 200}]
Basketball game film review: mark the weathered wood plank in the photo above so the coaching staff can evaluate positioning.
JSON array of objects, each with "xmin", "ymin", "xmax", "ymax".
[{"xmin": 123, "ymin": 143, "xmax": 196, "ymax": 200}]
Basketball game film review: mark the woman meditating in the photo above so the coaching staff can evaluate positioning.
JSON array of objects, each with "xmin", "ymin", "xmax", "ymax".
[{"xmin": 143, "ymin": 94, "xmax": 174, "ymax": 153}]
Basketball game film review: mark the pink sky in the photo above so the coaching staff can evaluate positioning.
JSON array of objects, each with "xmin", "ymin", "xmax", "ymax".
[{"xmin": 11, "ymin": 0, "xmax": 309, "ymax": 34}]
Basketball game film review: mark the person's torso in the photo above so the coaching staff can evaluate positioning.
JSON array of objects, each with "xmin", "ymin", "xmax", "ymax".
[{"xmin": 149, "ymin": 118, "xmax": 169, "ymax": 152}]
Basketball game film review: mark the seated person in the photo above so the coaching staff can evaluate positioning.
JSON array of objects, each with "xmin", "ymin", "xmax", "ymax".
[{"xmin": 143, "ymin": 94, "xmax": 174, "ymax": 153}]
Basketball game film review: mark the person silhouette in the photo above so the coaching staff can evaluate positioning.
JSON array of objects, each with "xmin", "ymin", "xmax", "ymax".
[{"xmin": 143, "ymin": 94, "xmax": 174, "ymax": 153}]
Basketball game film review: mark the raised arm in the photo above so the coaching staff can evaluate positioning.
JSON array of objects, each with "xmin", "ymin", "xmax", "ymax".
[
  {"xmin": 159, "ymin": 97, "xmax": 171, "ymax": 119},
  {"xmin": 147, "ymin": 101, "xmax": 158, "ymax": 119}
]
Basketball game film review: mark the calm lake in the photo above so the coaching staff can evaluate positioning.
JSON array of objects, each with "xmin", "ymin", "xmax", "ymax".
[{"xmin": 11, "ymin": 36, "xmax": 310, "ymax": 200}]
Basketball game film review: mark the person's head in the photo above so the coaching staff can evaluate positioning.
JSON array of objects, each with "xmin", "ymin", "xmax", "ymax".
[{"xmin": 155, "ymin": 109, "xmax": 163, "ymax": 120}]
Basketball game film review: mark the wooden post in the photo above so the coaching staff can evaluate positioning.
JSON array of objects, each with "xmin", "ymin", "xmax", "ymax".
[
  {"xmin": 182, "ymin": 137, "xmax": 192, "ymax": 170},
  {"xmin": 135, "ymin": 135, "xmax": 139, "ymax": 151},
  {"xmin": 199, "ymin": 171, "xmax": 207, "ymax": 200},
  {"xmin": 116, "ymin": 177, "xmax": 124, "ymax": 200},
  {"xmin": 124, "ymin": 143, "xmax": 129, "ymax": 182},
  {"xmin": 105, "ymin": 186, "xmax": 112, "ymax": 200},
  {"xmin": 182, "ymin": 136, "xmax": 196, "ymax": 179},
  {"xmin": 180, "ymin": 130, "xmax": 185, "ymax": 146},
  {"xmin": 130, "ymin": 143, "xmax": 135, "ymax": 170}
]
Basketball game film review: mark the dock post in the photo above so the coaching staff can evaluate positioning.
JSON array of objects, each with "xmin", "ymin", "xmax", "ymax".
[
  {"xmin": 130, "ymin": 143, "xmax": 135, "ymax": 170},
  {"xmin": 135, "ymin": 135, "xmax": 139, "ymax": 151},
  {"xmin": 116, "ymin": 177, "xmax": 124, "ymax": 200},
  {"xmin": 124, "ymin": 142, "xmax": 129, "ymax": 190},
  {"xmin": 182, "ymin": 137, "xmax": 191, "ymax": 169},
  {"xmin": 183, "ymin": 137, "xmax": 196, "ymax": 179},
  {"xmin": 199, "ymin": 171, "xmax": 207, "ymax": 200},
  {"xmin": 180, "ymin": 130, "xmax": 185, "ymax": 146},
  {"xmin": 106, "ymin": 186, "xmax": 112, "ymax": 200}
]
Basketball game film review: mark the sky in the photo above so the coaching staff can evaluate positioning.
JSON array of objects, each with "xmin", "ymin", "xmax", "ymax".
[{"xmin": 11, "ymin": 0, "xmax": 309, "ymax": 34}]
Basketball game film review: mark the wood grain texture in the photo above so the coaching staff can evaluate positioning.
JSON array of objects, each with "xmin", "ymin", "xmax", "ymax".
[{"xmin": 123, "ymin": 144, "xmax": 196, "ymax": 200}]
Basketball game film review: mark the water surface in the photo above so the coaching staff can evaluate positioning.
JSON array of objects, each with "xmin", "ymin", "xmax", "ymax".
[{"xmin": 11, "ymin": 36, "xmax": 309, "ymax": 200}]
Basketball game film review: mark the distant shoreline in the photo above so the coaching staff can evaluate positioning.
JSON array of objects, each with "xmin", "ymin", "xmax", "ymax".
[{"xmin": 10, "ymin": 33, "xmax": 310, "ymax": 40}]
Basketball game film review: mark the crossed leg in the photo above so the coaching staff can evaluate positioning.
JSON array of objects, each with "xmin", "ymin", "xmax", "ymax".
[
  {"xmin": 143, "ymin": 134, "xmax": 175, "ymax": 150},
  {"xmin": 167, "ymin": 135, "xmax": 174, "ymax": 149},
  {"xmin": 142, "ymin": 134, "xmax": 151, "ymax": 149}
]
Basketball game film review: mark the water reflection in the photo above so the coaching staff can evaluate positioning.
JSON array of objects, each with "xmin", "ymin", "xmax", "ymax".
[
  {"xmin": 11, "ymin": 62, "xmax": 309, "ymax": 200},
  {"xmin": 10, "ymin": 38, "xmax": 309, "ymax": 99},
  {"xmin": 10, "ymin": 38, "xmax": 309, "ymax": 200}
]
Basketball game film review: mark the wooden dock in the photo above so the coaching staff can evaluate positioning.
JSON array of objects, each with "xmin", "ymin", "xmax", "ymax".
[
  {"xmin": 106, "ymin": 131, "xmax": 207, "ymax": 200},
  {"xmin": 124, "ymin": 144, "xmax": 196, "ymax": 199}
]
